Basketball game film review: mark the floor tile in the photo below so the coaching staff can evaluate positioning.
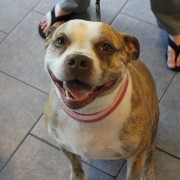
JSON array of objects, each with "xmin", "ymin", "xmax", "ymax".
[
  {"xmin": 0, "ymin": 11, "xmax": 50, "ymax": 93},
  {"xmin": 116, "ymin": 149, "xmax": 180, "ymax": 180},
  {"xmin": 0, "ymin": 72, "xmax": 47, "ymax": 170},
  {"xmin": 83, "ymin": 164, "xmax": 114, "ymax": 180},
  {"xmin": 156, "ymin": 73, "xmax": 180, "ymax": 158},
  {"xmin": 155, "ymin": 149, "xmax": 180, "ymax": 180},
  {"xmin": 112, "ymin": 13, "xmax": 175, "ymax": 100},
  {"xmin": 85, "ymin": 159, "xmax": 125, "ymax": 177},
  {"xmin": 0, "ymin": 135, "xmax": 114, "ymax": 180},
  {"xmin": 0, "ymin": 135, "xmax": 70, "ymax": 180},
  {"xmin": 31, "ymin": 117, "xmax": 125, "ymax": 177},
  {"xmin": 121, "ymin": 0, "xmax": 157, "ymax": 25},
  {"xmin": 0, "ymin": 0, "xmax": 40, "ymax": 34},
  {"xmin": 34, "ymin": 0, "xmax": 56, "ymax": 14}
]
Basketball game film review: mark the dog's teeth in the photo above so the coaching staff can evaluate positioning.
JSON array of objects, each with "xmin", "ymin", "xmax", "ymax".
[
  {"xmin": 65, "ymin": 90, "xmax": 69, "ymax": 97},
  {"xmin": 65, "ymin": 90, "xmax": 74, "ymax": 100}
]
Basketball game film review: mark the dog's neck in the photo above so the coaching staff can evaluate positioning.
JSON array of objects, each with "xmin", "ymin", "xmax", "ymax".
[{"xmin": 55, "ymin": 72, "xmax": 129, "ymax": 123}]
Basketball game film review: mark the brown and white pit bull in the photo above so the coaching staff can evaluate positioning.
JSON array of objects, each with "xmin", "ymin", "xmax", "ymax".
[{"xmin": 44, "ymin": 20, "xmax": 159, "ymax": 180}]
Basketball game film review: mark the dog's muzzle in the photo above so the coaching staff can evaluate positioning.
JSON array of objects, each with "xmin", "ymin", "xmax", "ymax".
[{"xmin": 48, "ymin": 54, "xmax": 116, "ymax": 109}]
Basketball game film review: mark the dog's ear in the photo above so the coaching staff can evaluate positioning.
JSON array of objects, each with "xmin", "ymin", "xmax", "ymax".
[
  {"xmin": 120, "ymin": 33, "xmax": 140, "ymax": 62},
  {"xmin": 46, "ymin": 26, "xmax": 57, "ymax": 39},
  {"xmin": 45, "ymin": 26, "xmax": 57, "ymax": 49}
]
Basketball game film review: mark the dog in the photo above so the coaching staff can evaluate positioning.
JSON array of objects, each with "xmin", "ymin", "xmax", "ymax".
[{"xmin": 44, "ymin": 20, "xmax": 159, "ymax": 180}]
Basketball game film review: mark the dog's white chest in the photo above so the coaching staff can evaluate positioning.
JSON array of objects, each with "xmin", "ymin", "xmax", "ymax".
[{"xmin": 49, "ymin": 109, "xmax": 128, "ymax": 160}]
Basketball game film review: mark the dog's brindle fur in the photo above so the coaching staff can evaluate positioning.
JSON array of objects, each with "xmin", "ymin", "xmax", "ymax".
[{"xmin": 44, "ymin": 20, "xmax": 159, "ymax": 180}]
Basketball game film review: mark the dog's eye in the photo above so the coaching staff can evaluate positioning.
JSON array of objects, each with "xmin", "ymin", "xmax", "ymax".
[
  {"xmin": 55, "ymin": 37, "xmax": 66, "ymax": 46},
  {"xmin": 101, "ymin": 43, "xmax": 114, "ymax": 53}
]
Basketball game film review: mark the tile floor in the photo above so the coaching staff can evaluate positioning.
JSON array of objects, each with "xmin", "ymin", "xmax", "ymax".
[{"xmin": 0, "ymin": 0, "xmax": 179, "ymax": 179}]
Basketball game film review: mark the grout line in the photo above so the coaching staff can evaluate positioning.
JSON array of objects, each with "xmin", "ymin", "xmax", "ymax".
[
  {"xmin": 109, "ymin": 0, "xmax": 158, "ymax": 27},
  {"xmin": 158, "ymin": 73, "xmax": 176, "ymax": 103},
  {"xmin": 0, "ymin": 70, "xmax": 48, "ymax": 95},
  {"xmin": 114, "ymin": 160, "xmax": 127, "ymax": 179},
  {"xmin": 115, "ymin": 161, "xmax": 127, "ymax": 180},
  {"xmin": 0, "ymin": 0, "xmax": 42, "ymax": 44},
  {"xmin": 30, "ymin": 133, "xmax": 60, "ymax": 151},
  {"xmin": 33, "ymin": 9, "xmax": 46, "ymax": 16},
  {"xmin": 81, "ymin": 160, "xmax": 115, "ymax": 178},
  {"xmin": 0, "ymin": 30, "xmax": 8, "ymax": 35},
  {"xmin": 155, "ymin": 147, "xmax": 180, "ymax": 160},
  {"xmin": 30, "ymin": 134, "xmax": 115, "ymax": 178},
  {"xmin": 0, "ymin": 113, "xmax": 43, "ymax": 173},
  {"xmin": 109, "ymin": 0, "xmax": 130, "ymax": 25},
  {"xmin": 120, "ymin": 12, "xmax": 158, "ymax": 27},
  {"xmin": 29, "ymin": 134, "xmax": 180, "ymax": 174},
  {"xmin": 28, "ymin": 134, "xmax": 115, "ymax": 178}
]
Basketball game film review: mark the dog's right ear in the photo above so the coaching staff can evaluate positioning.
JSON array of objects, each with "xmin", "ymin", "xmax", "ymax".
[
  {"xmin": 119, "ymin": 33, "xmax": 140, "ymax": 63},
  {"xmin": 46, "ymin": 26, "xmax": 57, "ymax": 39},
  {"xmin": 45, "ymin": 26, "xmax": 57, "ymax": 48}
]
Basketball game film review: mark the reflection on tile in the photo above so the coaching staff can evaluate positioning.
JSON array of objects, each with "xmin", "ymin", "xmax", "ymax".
[
  {"xmin": 0, "ymin": 135, "xmax": 114, "ymax": 180},
  {"xmin": 0, "ymin": 0, "xmax": 40, "ymax": 33},
  {"xmin": 122, "ymin": 0, "xmax": 157, "ymax": 25},
  {"xmin": 0, "ymin": 11, "xmax": 50, "ymax": 93},
  {"xmin": 112, "ymin": 13, "xmax": 175, "ymax": 100},
  {"xmin": 0, "ymin": 72, "xmax": 47, "ymax": 169},
  {"xmin": 156, "ymin": 73, "xmax": 180, "ymax": 158}
]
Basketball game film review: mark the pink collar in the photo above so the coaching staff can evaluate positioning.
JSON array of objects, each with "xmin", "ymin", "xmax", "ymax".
[{"xmin": 57, "ymin": 76, "xmax": 129, "ymax": 123}]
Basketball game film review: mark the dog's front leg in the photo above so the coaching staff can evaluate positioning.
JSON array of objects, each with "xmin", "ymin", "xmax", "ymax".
[
  {"xmin": 62, "ymin": 148, "xmax": 85, "ymax": 180},
  {"xmin": 126, "ymin": 150, "xmax": 146, "ymax": 180}
]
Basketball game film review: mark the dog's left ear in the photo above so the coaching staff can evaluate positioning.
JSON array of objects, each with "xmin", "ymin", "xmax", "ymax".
[{"xmin": 120, "ymin": 33, "xmax": 140, "ymax": 62}]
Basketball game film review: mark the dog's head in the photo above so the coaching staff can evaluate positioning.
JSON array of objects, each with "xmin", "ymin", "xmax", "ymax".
[{"xmin": 45, "ymin": 20, "xmax": 140, "ymax": 110}]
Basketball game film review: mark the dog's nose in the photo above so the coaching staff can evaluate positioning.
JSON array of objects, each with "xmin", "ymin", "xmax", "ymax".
[{"xmin": 66, "ymin": 54, "xmax": 92, "ymax": 71}]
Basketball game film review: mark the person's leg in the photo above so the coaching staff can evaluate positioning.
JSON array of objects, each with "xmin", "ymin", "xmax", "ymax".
[
  {"xmin": 150, "ymin": 0, "xmax": 180, "ymax": 70},
  {"xmin": 40, "ymin": 0, "xmax": 90, "ymax": 35}
]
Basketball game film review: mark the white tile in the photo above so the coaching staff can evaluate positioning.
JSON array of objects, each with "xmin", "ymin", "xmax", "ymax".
[
  {"xmin": 122, "ymin": 0, "xmax": 157, "ymax": 25},
  {"xmin": 0, "ymin": 11, "xmax": 50, "ymax": 93},
  {"xmin": 0, "ymin": 72, "xmax": 47, "ymax": 169},
  {"xmin": 0, "ymin": 0, "xmax": 40, "ymax": 33}
]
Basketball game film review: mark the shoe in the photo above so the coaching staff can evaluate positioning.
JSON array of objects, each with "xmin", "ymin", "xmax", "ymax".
[
  {"xmin": 38, "ymin": 7, "xmax": 72, "ymax": 39},
  {"xmin": 166, "ymin": 37, "xmax": 180, "ymax": 71}
]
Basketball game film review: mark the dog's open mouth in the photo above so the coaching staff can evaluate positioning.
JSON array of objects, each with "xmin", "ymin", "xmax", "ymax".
[{"xmin": 49, "ymin": 71, "xmax": 115, "ymax": 109}]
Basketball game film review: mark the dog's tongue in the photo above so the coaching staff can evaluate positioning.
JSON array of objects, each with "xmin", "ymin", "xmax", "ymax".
[{"xmin": 63, "ymin": 81, "xmax": 94, "ymax": 100}]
